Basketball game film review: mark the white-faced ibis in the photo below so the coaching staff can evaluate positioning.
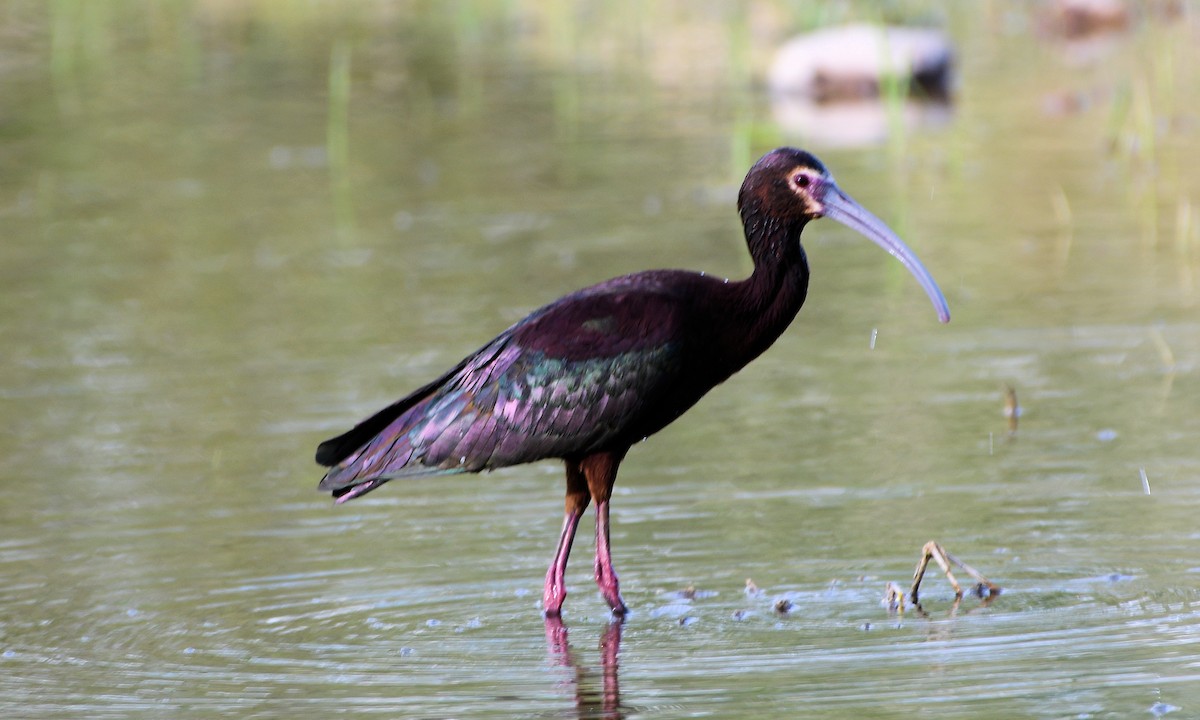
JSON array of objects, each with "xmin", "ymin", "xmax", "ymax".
[{"xmin": 316, "ymin": 147, "xmax": 950, "ymax": 617}]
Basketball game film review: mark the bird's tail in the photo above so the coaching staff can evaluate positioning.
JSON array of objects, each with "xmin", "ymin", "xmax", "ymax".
[
  {"xmin": 324, "ymin": 475, "xmax": 391, "ymax": 504},
  {"xmin": 316, "ymin": 389, "xmax": 438, "ymax": 501},
  {"xmin": 316, "ymin": 389, "xmax": 470, "ymax": 502}
]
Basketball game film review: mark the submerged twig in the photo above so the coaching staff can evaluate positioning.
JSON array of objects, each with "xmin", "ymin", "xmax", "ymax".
[
  {"xmin": 909, "ymin": 540, "xmax": 1001, "ymax": 604},
  {"xmin": 888, "ymin": 540, "xmax": 1008, "ymax": 612},
  {"xmin": 1003, "ymin": 385, "xmax": 1020, "ymax": 435},
  {"xmin": 1147, "ymin": 326, "xmax": 1176, "ymax": 370}
]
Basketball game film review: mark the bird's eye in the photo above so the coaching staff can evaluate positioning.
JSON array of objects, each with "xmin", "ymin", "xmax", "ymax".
[{"xmin": 793, "ymin": 174, "xmax": 810, "ymax": 189}]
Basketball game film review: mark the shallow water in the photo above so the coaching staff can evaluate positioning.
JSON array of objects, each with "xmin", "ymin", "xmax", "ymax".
[{"xmin": 2, "ymin": 2, "xmax": 1200, "ymax": 718}]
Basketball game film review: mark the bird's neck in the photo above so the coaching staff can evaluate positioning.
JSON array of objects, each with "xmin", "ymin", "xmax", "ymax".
[{"xmin": 716, "ymin": 217, "xmax": 811, "ymax": 373}]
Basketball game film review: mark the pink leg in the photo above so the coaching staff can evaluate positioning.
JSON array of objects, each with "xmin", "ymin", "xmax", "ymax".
[
  {"xmin": 543, "ymin": 507, "xmax": 585, "ymax": 616},
  {"xmin": 544, "ymin": 461, "xmax": 590, "ymax": 617},
  {"xmin": 593, "ymin": 498, "xmax": 627, "ymax": 615}
]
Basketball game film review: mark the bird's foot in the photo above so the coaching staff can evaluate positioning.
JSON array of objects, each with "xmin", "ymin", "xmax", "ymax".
[
  {"xmin": 543, "ymin": 572, "xmax": 568, "ymax": 617},
  {"xmin": 607, "ymin": 597, "xmax": 628, "ymax": 617},
  {"xmin": 595, "ymin": 569, "xmax": 627, "ymax": 616}
]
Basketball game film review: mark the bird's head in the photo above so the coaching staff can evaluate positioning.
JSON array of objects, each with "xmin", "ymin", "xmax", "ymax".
[{"xmin": 739, "ymin": 147, "xmax": 950, "ymax": 323}]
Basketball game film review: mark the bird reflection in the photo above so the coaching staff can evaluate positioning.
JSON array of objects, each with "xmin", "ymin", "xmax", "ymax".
[{"xmin": 545, "ymin": 616, "xmax": 624, "ymax": 719}]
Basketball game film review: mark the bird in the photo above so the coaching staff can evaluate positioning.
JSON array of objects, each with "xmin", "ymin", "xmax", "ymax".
[{"xmin": 315, "ymin": 147, "xmax": 950, "ymax": 617}]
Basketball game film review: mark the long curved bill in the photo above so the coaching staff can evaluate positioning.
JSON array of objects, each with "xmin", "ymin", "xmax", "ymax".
[{"xmin": 821, "ymin": 186, "xmax": 951, "ymax": 324}]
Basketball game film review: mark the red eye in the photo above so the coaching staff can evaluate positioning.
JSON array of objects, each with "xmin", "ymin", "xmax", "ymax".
[{"xmin": 794, "ymin": 174, "xmax": 810, "ymax": 188}]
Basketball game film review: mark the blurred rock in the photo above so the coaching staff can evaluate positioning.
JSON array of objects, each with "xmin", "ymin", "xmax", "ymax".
[{"xmin": 768, "ymin": 24, "xmax": 954, "ymax": 102}]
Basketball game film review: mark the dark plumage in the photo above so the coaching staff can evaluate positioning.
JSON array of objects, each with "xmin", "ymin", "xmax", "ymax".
[{"xmin": 316, "ymin": 147, "xmax": 950, "ymax": 616}]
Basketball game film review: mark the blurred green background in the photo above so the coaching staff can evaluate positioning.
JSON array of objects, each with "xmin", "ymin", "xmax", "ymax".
[{"xmin": 1, "ymin": 1, "xmax": 1198, "ymax": 718}]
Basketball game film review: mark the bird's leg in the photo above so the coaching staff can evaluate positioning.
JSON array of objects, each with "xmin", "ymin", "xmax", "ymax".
[
  {"xmin": 583, "ymin": 451, "xmax": 628, "ymax": 616},
  {"xmin": 544, "ymin": 461, "xmax": 590, "ymax": 617},
  {"xmin": 593, "ymin": 498, "xmax": 626, "ymax": 615}
]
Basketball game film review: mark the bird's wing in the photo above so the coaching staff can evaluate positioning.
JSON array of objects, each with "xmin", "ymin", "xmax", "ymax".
[{"xmin": 317, "ymin": 276, "xmax": 690, "ymax": 494}]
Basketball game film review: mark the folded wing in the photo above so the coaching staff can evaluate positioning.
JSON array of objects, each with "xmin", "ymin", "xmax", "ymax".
[{"xmin": 317, "ymin": 277, "xmax": 689, "ymax": 497}]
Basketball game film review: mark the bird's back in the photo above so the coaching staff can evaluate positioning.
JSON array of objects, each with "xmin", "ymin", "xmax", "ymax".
[{"xmin": 317, "ymin": 270, "xmax": 726, "ymax": 497}]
